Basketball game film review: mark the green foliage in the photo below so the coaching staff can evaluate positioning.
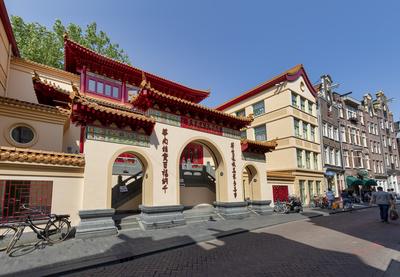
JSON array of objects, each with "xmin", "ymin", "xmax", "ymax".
[{"xmin": 11, "ymin": 16, "xmax": 131, "ymax": 69}]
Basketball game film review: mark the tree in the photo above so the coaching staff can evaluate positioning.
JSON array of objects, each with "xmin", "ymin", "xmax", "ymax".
[{"xmin": 11, "ymin": 16, "xmax": 131, "ymax": 69}]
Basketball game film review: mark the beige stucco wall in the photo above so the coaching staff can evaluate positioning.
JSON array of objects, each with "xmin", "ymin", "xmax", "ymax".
[
  {"xmin": 0, "ymin": 114, "xmax": 65, "ymax": 152},
  {"xmin": 0, "ymin": 17, "xmax": 11, "ymax": 96},
  {"xmin": 7, "ymin": 58, "xmax": 79, "ymax": 103},
  {"xmin": 82, "ymin": 122, "xmax": 271, "ymax": 210},
  {"xmin": 62, "ymin": 123, "xmax": 81, "ymax": 154},
  {"xmin": 0, "ymin": 168, "xmax": 84, "ymax": 226}
]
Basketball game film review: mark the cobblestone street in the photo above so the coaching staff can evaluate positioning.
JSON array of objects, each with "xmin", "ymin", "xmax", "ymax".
[{"xmin": 65, "ymin": 208, "xmax": 400, "ymax": 277}]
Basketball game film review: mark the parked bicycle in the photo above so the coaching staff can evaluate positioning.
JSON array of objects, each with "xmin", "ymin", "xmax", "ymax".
[
  {"xmin": 273, "ymin": 200, "xmax": 289, "ymax": 214},
  {"xmin": 0, "ymin": 205, "xmax": 71, "ymax": 255}
]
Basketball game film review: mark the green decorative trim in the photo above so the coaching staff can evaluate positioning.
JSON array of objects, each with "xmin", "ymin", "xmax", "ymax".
[
  {"xmin": 147, "ymin": 109, "xmax": 181, "ymax": 127},
  {"xmin": 242, "ymin": 152, "xmax": 266, "ymax": 163},
  {"xmin": 86, "ymin": 126, "xmax": 150, "ymax": 147},
  {"xmin": 222, "ymin": 127, "xmax": 241, "ymax": 139}
]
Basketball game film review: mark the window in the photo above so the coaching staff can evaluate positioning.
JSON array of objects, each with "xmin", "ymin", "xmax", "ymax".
[
  {"xmin": 393, "ymin": 139, "xmax": 397, "ymax": 150},
  {"xmin": 339, "ymin": 107, "xmax": 344, "ymax": 118},
  {"xmin": 359, "ymin": 111, "xmax": 364, "ymax": 125},
  {"xmin": 375, "ymin": 124, "xmax": 379, "ymax": 135},
  {"xmin": 370, "ymin": 141, "xmax": 374, "ymax": 153},
  {"xmin": 365, "ymin": 154, "xmax": 370, "ymax": 170},
  {"xmin": 395, "ymin": 156, "xmax": 399, "ymax": 168},
  {"xmin": 330, "ymin": 148, "xmax": 335, "ymax": 166},
  {"xmin": 380, "ymin": 161, "xmax": 384, "ymax": 173},
  {"xmin": 240, "ymin": 130, "xmax": 247, "ymax": 139},
  {"xmin": 323, "ymin": 123, "xmax": 328, "ymax": 137},
  {"xmin": 236, "ymin": 109, "xmax": 246, "ymax": 117},
  {"xmin": 333, "ymin": 128, "xmax": 339, "ymax": 141},
  {"xmin": 253, "ymin": 101, "xmax": 265, "ymax": 117},
  {"xmin": 310, "ymin": 126, "xmax": 315, "ymax": 142},
  {"xmin": 377, "ymin": 142, "xmax": 381, "ymax": 154},
  {"xmin": 356, "ymin": 130, "xmax": 360, "ymax": 145},
  {"xmin": 308, "ymin": 181, "xmax": 314, "ymax": 199},
  {"xmin": 362, "ymin": 132, "xmax": 367, "ymax": 147},
  {"xmin": 347, "ymin": 107, "xmax": 356, "ymax": 119},
  {"xmin": 299, "ymin": 180, "xmax": 306, "ymax": 204},
  {"xmin": 0, "ymin": 180, "xmax": 53, "ymax": 223},
  {"xmin": 297, "ymin": 149, "xmax": 303, "ymax": 168},
  {"xmin": 383, "ymin": 136, "xmax": 387, "ymax": 147},
  {"xmin": 294, "ymin": 119, "xmax": 301, "ymax": 138},
  {"xmin": 306, "ymin": 151, "xmax": 311, "ymax": 169},
  {"xmin": 350, "ymin": 128, "xmax": 356, "ymax": 144},
  {"xmin": 344, "ymin": 151, "xmax": 349, "ymax": 167},
  {"xmin": 308, "ymin": 101, "xmax": 313, "ymax": 115},
  {"xmin": 328, "ymin": 125, "xmax": 333, "ymax": 139},
  {"xmin": 324, "ymin": 146, "xmax": 329, "ymax": 164},
  {"xmin": 340, "ymin": 126, "xmax": 346, "ymax": 142},
  {"xmin": 336, "ymin": 150, "xmax": 341, "ymax": 167},
  {"xmin": 303, "ymin": 123, "xmax": 308, "ymax": 140},
  {"xmin": 292, "ymin": 93, "xmax": 298, "ymax": 108},
  {"xmin": 300, "ymin": 97, "xmax": 306, "ymax": 111},
  {"xmin": 386, "ymin": 155, "xmax": 390, "ymax": 166},
  {"xmin": 316, "ymin": 181, "xmax": 321, "ymax": 196},
  {"xmin": 10, "ymin": 125, "xmax": 35, "ymax": 145},
  {"xmin": 126, "ymin": 85, "xmax": 139, "ymax": 102},
  {"xmin": 86, "ymin": 73, "xmax": 121, "ymax": 99},
  {"xmin": 313, "ymin": 153, "xmax": 318, "ymax": 170},
  {"xmin": 254, "ymin": 125, "xmax": 267, "ymax": 141},
  {"xmin": 381, "ymin": 119, "xmax": 384, "ymax": 129},
  {"xmin": 373, "ymin": 160, "xmax": 376, "ymax": 173}
]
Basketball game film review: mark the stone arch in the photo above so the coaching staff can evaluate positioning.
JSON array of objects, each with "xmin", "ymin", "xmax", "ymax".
[
  {"xmin": 242, "ymin": 163, "xmax": 261, "ymax": 201},
  {"xmin": 176, "ymin": 136, "xmax": 228, "ymax": 206},
  {"xmin": 106, "ymin": 146, "xmax": 154, "ymax": 210}
]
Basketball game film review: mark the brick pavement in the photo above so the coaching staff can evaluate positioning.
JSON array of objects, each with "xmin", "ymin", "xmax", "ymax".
[
  {"xmin": 0, "ymin": 210, "xmax": 324, "ymax": 276},
  {"xmin": 65, "ymin": 208, "xmax": 400, "ymax": 277}
]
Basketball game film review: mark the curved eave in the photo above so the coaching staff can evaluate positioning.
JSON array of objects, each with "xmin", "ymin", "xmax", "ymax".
[
  {"xmin": 132, "ymin": 82, "xmax": 252, "ymax": 130},
  {"xmin": 64, "ymin": 37, "xmax": 209, "ymax": 103},
  {"xmin": 216, "ymin": 64, "xmax": 318, "ymax": 111},
  {"xmin": 241, "ymin": 139, "xmax": 278, "ymax": 154},
  {"xmin": 32, "ymin": 74, "xmax": 74, "ymax": 108}
]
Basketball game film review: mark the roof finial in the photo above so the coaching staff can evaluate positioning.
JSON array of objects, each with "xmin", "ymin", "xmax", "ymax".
[
  {"xmin": 140, "ymin": 71, "xmax": 147, "ymax": 88},
  {"xmin": 63, "ymin": 32, "xmax": 69, "ymax": 40}
]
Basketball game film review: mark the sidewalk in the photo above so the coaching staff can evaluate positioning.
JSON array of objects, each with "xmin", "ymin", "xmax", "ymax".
[{"xmin": 0, "ymin": 206, "xmax": 370, "ymax": 277}]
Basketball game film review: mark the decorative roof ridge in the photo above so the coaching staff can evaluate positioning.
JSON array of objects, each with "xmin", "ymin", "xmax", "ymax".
[
  {"xmin": 241, "ymin": 139, "xmax": 278, "ymax": 148},
  {"xmin": 216, "ymin": 64, "xmax": 318, "ymax": 111},
  {"xmin": 0, "ymin": 95, "xmax": 70, "ymax": 116},
  {"xmin": 0, "ymin": 146, "xmax": 85, "ymax": 167},
  {"xmin": 32, "ymin": 71, "xmax": 77, "ymax": 99},
  {"xmin": 137, "ymin": 80, "xmax": 252, "ymax": 124},
  {"xmin": 81, "ymin": 95, "xmax": 137, "ymax": 113},
  {"xmin": 74, "ymin": 96, "xmax": 155, "ymax": 123},
  {"xmin": 64, "ymin": 36, "xmax": 210, "ymax": 96},
  {"xmin": 12, "ymin": 57, "xmax": 80, "ymax": 79}
]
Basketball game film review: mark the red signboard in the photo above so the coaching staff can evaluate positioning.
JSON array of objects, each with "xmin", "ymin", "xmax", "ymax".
[{"xmin": 181, "ymin": 116, "xmax": 222, "ymax": 136}]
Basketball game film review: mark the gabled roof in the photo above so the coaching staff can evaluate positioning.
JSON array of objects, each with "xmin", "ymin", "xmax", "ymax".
[
  {"xmin": 132, "ymin": 80, "xmax": 252, "ymax": 130},
  {"xmin": 0, "ymin": 0, "xmax": 19, "ymax": 57},
  {"xmin": 64, "ymin": 36, "xmax": 209, "ymax": 103},
  {"xmin": 216, "ymin": 64, "xmax": 318, "ymax": 111}
]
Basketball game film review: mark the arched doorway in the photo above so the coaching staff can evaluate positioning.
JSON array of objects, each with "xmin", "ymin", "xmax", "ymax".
[
  {"xmin": 242, "ymin": 164, "xmax": 259, "ymax": 201},
  {"xmin": 111, "ymin": 152, "xmax": 144, "ymax": 214},
  {"xmin": 178, "ymin": 139, "xmax": 227, "ymax": 208}
]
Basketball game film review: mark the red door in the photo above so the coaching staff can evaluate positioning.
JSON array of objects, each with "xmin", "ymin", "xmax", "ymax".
[{"xmin": 272, "ymin": 185, "xmax": 289, "ymax": 202}]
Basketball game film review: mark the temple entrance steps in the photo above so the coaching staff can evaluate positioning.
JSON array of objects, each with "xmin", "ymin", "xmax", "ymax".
[
  {"xmin": 183, "ymin": 204, "xmax": 224, "ymax": 224},
  {"xmin": 113, "ymin": 213, "xmax": 142, "ymax": 231}
]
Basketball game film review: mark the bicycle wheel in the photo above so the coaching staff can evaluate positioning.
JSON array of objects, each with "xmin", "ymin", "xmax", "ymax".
[
  {"xmin": 6, "ymin": 227, "xmax": 23, "ymax": 254},
  {"xmin": 0, "ymin": 225, "xmax": 17, "ymax": 252},
  {"xmin": 45, "ymin": 218, "xmax": 71, "ymax": 243}
]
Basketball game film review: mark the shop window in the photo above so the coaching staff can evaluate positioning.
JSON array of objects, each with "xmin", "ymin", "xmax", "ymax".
[{"xmin": 0, "ymin": 180, "xmax": 53, "ymax": 223}]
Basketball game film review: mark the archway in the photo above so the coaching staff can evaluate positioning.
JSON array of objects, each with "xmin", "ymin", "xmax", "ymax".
[
  {"xmin": 242, "ymin": 164, "xmax": 259, "ymax": 201},
  {"xmin": 177, "ymin": 138, "xmax": 227, "ymax": 208},
  {"xmin": 111, "ymin": 152, "xmax": 146, "ymax": 214}
]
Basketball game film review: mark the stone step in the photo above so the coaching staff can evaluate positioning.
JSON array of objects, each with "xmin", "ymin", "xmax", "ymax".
[
  {"xmin": 183, "ymin": 204, "xmax": 224, "ymax": 223},
  {"xmin": 113, "ymin": 214, "xmax": 142, "ymax": 231}
]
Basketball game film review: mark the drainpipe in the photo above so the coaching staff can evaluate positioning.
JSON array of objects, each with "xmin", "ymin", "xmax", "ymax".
[{"xmin": 316, "ymin": 97, "xmax": 326, "ymax": 189}]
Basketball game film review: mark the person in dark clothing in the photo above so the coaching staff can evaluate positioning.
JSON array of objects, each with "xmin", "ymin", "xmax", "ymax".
[{"xmin": 370, "ymin": 186, "xmax": 393, "ymax": 223}]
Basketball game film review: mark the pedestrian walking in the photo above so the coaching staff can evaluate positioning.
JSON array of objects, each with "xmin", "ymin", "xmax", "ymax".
[
  {"xmin": 390, "ymin": 189, "xmax": 397, "ymax": 201},
  {"xmin": 326, "ymin": 188, "xmax": 335, "ymax": 209},
  {"xmin": 370, "ymin": 186, "xmax": 393, "ymax": 223}
]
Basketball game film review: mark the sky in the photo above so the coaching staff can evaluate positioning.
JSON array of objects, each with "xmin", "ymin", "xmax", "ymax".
[{"xmin": 5, "ymin": 0, "xmax": 400, "ymax": 119}]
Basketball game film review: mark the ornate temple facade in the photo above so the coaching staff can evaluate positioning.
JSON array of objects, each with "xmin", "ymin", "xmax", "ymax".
[{"xmin": 0, "ymin": 4, "xmax": 277, "ymax": 238}]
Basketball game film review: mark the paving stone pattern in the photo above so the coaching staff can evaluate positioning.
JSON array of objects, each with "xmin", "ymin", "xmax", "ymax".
[{"xmin": 66, "ymin": 208, "xmax": 400, "ymax": 277}]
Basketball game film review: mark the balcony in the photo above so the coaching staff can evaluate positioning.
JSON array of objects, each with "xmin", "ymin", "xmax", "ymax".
[{"xmin": 348, "ymin": 116, "xmax": 358, "ymax": 124}]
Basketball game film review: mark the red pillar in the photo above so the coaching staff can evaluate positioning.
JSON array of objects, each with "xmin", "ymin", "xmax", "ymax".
[{"xmin": 79, "ymin": 125, "xmax": 86, "ymax": 153}]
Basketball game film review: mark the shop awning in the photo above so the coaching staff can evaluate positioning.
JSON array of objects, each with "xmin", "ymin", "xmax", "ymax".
[{"xmin": 346, "ymin": 176, "xmax": 377, "ymax": 187}]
